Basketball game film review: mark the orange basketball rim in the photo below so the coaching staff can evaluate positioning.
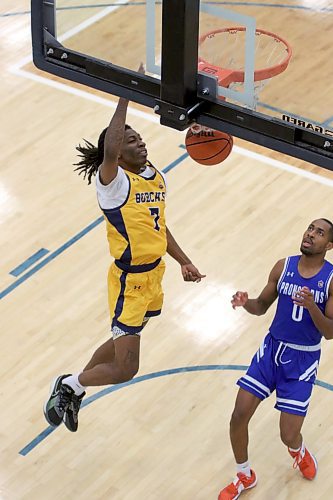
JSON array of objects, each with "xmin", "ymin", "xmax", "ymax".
[{"xmin": 198, "ymin": 27, "xmax": 292, "ymax": 89}]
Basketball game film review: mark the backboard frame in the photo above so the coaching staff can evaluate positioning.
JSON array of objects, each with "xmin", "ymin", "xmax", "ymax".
[{"xmin": 30, "ymin": 0, "xmax": 333, "ymax": 170}]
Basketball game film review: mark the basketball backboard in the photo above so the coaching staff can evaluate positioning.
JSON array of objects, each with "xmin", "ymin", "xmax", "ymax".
[{"xmin": 31, "ymin": 0, "xmax": 333, "ymax": 169}]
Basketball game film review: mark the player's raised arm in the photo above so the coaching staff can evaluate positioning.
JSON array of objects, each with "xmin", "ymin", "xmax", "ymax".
[
  {"xmin": 232, "ymin": 259, "xmax": 285, "ymax": 315},
  {"xmin": 99, "ymin": 97, "xmax": 129, "ymax": 185},
  {"xmin": 99, "ymin": 64, "xmax": 145, "ymax": 185}
]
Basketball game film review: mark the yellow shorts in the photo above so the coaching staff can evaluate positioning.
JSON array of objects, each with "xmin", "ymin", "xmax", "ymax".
[{"xmin": 107, "ymin": 259, "xmax": 166, "ymax": 339}]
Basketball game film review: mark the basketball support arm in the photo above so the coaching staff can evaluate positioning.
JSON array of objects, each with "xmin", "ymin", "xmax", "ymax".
[{"xmin": 30, "ymin": 0, "xmax": 333, "ymax": 170}]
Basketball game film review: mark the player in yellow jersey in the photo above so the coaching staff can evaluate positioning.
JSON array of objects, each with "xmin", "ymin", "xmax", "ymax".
[{"xmin": 44, "ymin": 80, "xmax": 205, "ymax": 432}]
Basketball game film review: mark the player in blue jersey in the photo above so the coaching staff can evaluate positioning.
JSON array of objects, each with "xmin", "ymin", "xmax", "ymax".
[{"xmin": 219, "ymin": 218, "xmax": 333, "ymax": 500}]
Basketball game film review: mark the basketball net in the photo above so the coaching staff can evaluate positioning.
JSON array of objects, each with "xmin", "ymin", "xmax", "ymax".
[{"xmin": 198, "ymin": 27, "xmax": 292, "ymax": 109}]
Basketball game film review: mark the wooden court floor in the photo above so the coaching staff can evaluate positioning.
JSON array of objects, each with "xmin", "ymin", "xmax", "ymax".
[{"xmin": 1, "ymin": 2, "xmax": 333, "ymax": 499}]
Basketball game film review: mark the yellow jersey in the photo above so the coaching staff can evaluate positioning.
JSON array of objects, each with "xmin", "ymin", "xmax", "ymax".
[{"xmin": 96, "ymin": 163, "xmax": 167, "ymax": 268}]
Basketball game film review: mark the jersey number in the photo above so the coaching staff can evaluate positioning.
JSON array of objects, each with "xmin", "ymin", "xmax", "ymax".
[
  {"xmin": 149, "ymin": 207, "xmax": 160, "ymax": 231},
  {"xmin": 291, "ymin": 304, "xmax": 304, "ymax": 322}
]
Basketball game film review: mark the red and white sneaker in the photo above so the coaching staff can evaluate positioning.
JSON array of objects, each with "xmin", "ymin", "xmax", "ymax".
[
  {"xmin": 218, "ymin": 469, "xmax": 257, "ymax": 500},
  {"xmin": 288, "ymin": 447, "xmax": 318, "ymax": 480}
]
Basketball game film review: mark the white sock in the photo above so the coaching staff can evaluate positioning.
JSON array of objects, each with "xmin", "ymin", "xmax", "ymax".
[
  {"xmin": 62, "ymin": 373, "xmax": 86, "ymax": 396},
  {"xmin": 289, "ymin": 441, "xmax": 305, "ymax": 458},
  {"xmin": 236, "ymin": 460, "xmax": 251, "ymax": 478}
]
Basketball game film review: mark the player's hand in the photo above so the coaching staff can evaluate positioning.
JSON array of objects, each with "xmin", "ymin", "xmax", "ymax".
[
  {"xmin": 231, "ymin": 291, "xmax": 248, "ymax": 309},
  {"xmin": 292, "ymin": 287, "xmax": 315, "ymax": 310},
  {"xmin": 181, "ymin": 263, "xmax": 206, "ymax": 283}
]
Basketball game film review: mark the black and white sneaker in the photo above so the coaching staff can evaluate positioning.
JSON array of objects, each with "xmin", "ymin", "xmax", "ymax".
[
  {"xmin": 43, "ymin": 374, "xmax": 73, "ymax": 427},
  {"xmin": 63, "ymin": 391, "xmax": 86, "ymax": 432}
]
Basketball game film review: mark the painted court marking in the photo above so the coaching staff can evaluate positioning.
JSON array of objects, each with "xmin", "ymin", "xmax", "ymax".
[{"xmin": 9, "ymin": 248, "xmax": 49, "ymax": 277}]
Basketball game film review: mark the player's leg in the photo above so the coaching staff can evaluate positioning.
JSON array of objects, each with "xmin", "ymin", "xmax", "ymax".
[
  {"xmin": 80, "ymin": 260, "xmax": 164, "ymax": 383},
  {"xmin": 43, "ymin": 334, "xmax": 141, "ymax": 431},
  {"xmin": 82, "ymin": 319, "xmax": 150, "ymax": 372},
  {"xmin": 62, "ymin": 335, "xmax": 140, "ymax": 432},
  {"xmin": 279, "ymin": 411, "xmax": 304, "ymax": 450},
  {"xmin": 44, "ymin": 263, "xmax": 163, "ymax": 431},
  {"xmin": 279, "ymin": 411, "xmax": 317, "ymax": 480},
  {"xmin": 43, "ymin": 264, "xmax": 148, "ymax": 431},
  {"xmin": 230, "ymin": 388, "xmax": 262, "ymax": 464},
  {"xmin": 83, "ymin": 337, "xmax": 115, "ymax": 370},
  {"xmin": 79, "ymin": 260, "xmax": 162, "ymax": 380},
  {"xmin": 275, "ymin": 346, "xmax": 320, "ymax": 480},
  {"xmin": 79, "ymin": 334, "xmax": 140, "ymax": 385},
  {"xmin": 78, "ymin": 263, "xmax": 147, "ymax": 384},
  {"xmin": 79, "ymin": 262, "xmax": 164, "ymax": 383},
  {"xmin": 219, "ymin": 334, "xmax": 275, "ymax": 500},
  {"xmin": 218, "ymin": 389, "xmax": 260, "ymax": 500},
  {"xmin": 219, "ymin": 371, "xmax": 271, "ymax": 495}
]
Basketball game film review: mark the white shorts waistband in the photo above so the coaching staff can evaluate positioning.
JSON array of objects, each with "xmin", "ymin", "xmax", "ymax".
[{"xmin": 284, "ymin": 342, "xmax": 321, "ymax": 352}]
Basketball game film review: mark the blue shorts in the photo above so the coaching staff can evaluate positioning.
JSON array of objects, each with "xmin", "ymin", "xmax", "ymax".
[{"xmin": 237, "ymin": 332, "xmax": 321, "ymax": 416}]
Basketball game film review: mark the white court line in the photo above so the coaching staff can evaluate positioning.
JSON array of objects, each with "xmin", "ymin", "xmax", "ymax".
[
  {"xmin": 232, "ymin": 146, "xmax": 333, "ymax": 187},
  {"xmin": 9, "ymin": 4, "xmax": 333, "ymax": 188},
  {"xmin": 13, "ymin": 68, "xmax": 160, "ymax": 123}
]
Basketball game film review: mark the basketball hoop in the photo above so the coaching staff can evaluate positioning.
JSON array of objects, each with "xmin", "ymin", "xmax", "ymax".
[{"xmin": 198, "ymin": 27, "xmax": 292, "ymax": 106}]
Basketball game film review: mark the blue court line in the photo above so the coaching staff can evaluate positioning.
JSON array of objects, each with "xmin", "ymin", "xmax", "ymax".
[
  {"xmin": 2, "ymin": 2, "xmax": 333, "ymax": 17},
  {"xmin": 0, "ymin": 156, "xmax": 183, "ymax": 301},
  {"xmin": 163, "ymin": 152, "xmax": 189, "ymax": 172},
  {"xmin": 315, "ymin": 379, "xmax": 333, "ymax": 391},
  {"xmin": 0, "ymin": 217, "xmax": 103, "ymax": 300},
  {"xmin": 19, "ymin": 363, "xmax": 333, "ymax": 456},
  {"xmin": 9, "ymin": 248, "xmax": 50, "ymax": 277}
]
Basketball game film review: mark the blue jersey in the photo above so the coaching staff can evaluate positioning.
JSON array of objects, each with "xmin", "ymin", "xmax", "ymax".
[{"xmin": 269, "ymin": 255, "xmax": 333, "ymax": 346}]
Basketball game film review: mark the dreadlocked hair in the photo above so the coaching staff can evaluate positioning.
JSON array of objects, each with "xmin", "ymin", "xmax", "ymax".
[
  {"xmin": 73, "ymin": 124, "xmax": 132, "ymax": 185},
  {"xmin": 73, "ymin": 128, "xmax": 107, "ymax": 184}
]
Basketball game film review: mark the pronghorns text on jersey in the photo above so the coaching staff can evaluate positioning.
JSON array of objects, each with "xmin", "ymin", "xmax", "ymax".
[
  {"xmin": 135, "ymin": 191, "xmax": 166, "ymax": 204},
  {"xmin": 280, "ymin": 281, "xmax": 325, "ymax": 304}
]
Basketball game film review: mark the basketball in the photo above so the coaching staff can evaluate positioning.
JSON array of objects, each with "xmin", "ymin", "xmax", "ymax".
[{"xmin": 185, "ymin": 126, "xmax": 233, "ymax": 165}]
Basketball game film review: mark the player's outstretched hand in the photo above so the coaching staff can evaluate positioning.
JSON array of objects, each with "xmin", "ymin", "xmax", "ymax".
[
  {"xmin": 181, "ymin": 263, "xmax": 206, "ymax": 283},
  {"xmin": 231, "ymin": 291, "xmax": 248, "ymax": 309},
  {"xmin": 292, "ymin": 286, "xmax": 315, "ymax": 310}
]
